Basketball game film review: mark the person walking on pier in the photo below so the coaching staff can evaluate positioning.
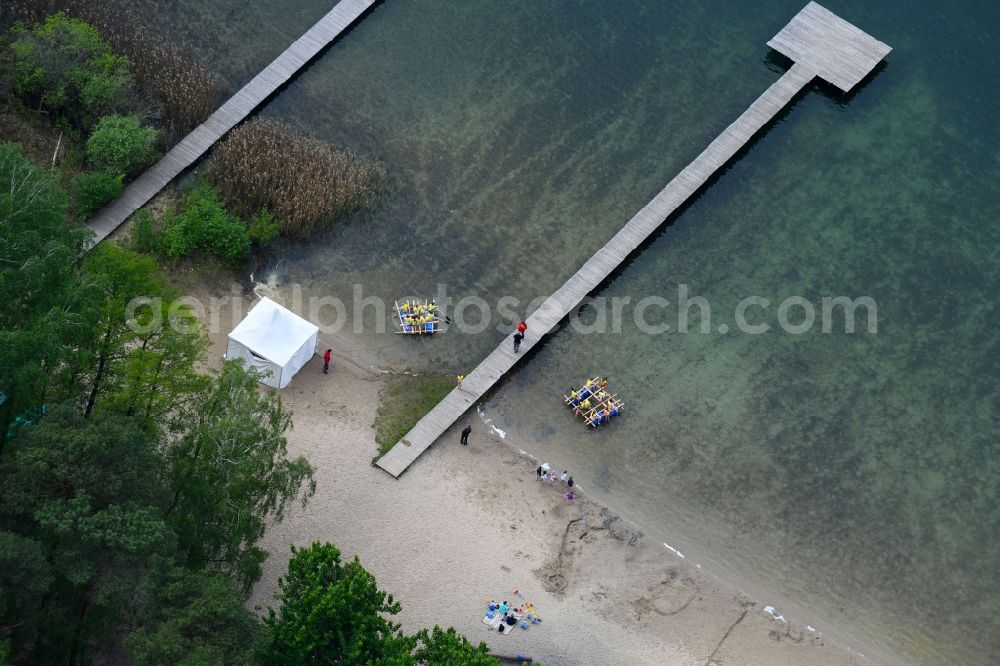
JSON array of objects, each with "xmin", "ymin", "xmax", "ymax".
[
  {"xmin": 460, "ymin": 423, "xmax": 472, "ymax": 446},
  {"xmin": 513, "ymin": 331, "xmax": 524, "ymax": 353},
  {"xmin": 322, "ymin": 349, "xmax": 332, "ymax": 374}
]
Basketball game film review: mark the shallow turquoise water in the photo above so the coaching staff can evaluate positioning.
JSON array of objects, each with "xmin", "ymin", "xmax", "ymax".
[{"xmin": 137, "ymin": 1, "xmax": 997, "ymax": 663}]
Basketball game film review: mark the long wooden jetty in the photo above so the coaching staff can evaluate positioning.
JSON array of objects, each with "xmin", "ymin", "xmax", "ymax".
[
  {"xmin": 376, "ymin": 2, "xmax": 891, "ymax": 477},
  {"xmin": 85, "ymin": 0, "xmax": 376, "ymax": 247}
]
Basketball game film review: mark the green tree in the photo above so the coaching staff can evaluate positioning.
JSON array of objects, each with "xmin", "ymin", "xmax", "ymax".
[
  {"xmin": 125, "ymin": 557, "xmax": 266, "ymax": 666},
  {"xmin": 0, "ymin": 406, "xmax": 170, "ymax": 664},
  {"xmin": 72, "ymin": 245, "xmax": 165, "ymax": 418},
  {"xmin": 77, "ymin": 250, "xmax": 211, "ymax": 431},
  {"xmin": 108, "ymin": 301, "xmax": 210, "ymax": 431},
  {"xmin": 413, "ymin": 626, "xmax": 499, "ymax": 666},
  {"xmin": 0, "ymin": 532, "xmax": 52, "ymax": 657},
  {"xmin": 69, "ymin": 244, "xmax": 210, "ymax": 426},
  {"xmin": 265, "ymin": 542, "xmax": 415, "ymax": 666},
  {"xmin": 86, "ymin": 114, "xmax": 158, "ymax": 177},
  {"xmin": 72, "ymin": 169, "xmax": 123, "ymax": 218},
  {"xmin": 8, "ymin": 13, "xmax": 132, "ymax": 126},
  {"xmin": 167, "ymin": 360, "xmax": 315, "ymax": 593},
  {"xmin": 0, "ymin": 143, "xmax": 91, "ymax": 452}
]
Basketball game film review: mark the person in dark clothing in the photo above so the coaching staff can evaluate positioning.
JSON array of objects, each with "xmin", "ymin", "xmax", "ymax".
[
  {"xmin": 513, "ymin": 331, "xmax": 524, "ymax": 353},
  {"xmin": 567, "ymin": 476, "xmax": 574, "ymax": 488},
  {"xmin": 536, "ymin": 465, "xmax": 543, "ymax": 480},
  {"xmin": 460, "ymin": 423, "xmax": 472, "ymax": 446},
  {"xmin": 323, "ymin": 349, "xmax": 332, "ymax": 374}
]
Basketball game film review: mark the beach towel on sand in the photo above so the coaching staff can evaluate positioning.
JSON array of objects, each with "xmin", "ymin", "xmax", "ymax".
[{"xmin": 482, "ymin": 612, "xmax": 503, "ymax": 630}]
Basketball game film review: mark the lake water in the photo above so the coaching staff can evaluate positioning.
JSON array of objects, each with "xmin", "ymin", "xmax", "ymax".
[{"xmin": 137, "ymin": 1, "xmax": 997, "ymax": 663}]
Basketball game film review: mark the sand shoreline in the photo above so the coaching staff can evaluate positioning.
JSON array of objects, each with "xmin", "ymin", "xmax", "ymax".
[{"xmin": 187, "ymin": 284, "xmax": 873, "ymax": 665}]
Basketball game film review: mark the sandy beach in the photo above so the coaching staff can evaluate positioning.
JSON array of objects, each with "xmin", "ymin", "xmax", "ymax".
[{"xmin": 171, "ymin": 281, "xmax": 872, "ymax": 666}]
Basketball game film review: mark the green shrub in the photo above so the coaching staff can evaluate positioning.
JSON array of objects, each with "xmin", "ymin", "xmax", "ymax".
[
  {"xmin": 8, "ymin": 13, "xmax": 132, "ymax": 127},
  {"xmin": 158, "ymin": 184, "xmax": 250, "ymax": 264},
  {"xmin": 129, "ymin": 209, "xmax": 157, "ymax": 253},
  {"xmin": 86, "ymin": 114, "xmax": 158, "ymax": 177},
  {"xmin": 73, "ymin": 170, "xmax": 123, "ymax": 218},
  {"xmin": 248, "ymin": 208, "xmax": 279, "ymax": 245},
  {"xmin": 135, "ymin": 191, "xmax": 276, "ymax": 264},
  {"xmin": 182, "ymin": 185, "xmax": 250, "ymax": 263},
  {"xmin": 156, "ymin": 210, "xmax": 195, "ymax": 260}
]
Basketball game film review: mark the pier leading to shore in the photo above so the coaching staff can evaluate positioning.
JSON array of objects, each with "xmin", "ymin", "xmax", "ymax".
[
  {"xmin": 376, "ymin": 2, "xmax": 891, "ymax": 477},
  {"xmin": 85, "ymin": 0, "xmax": 376, "ymax": 247}
]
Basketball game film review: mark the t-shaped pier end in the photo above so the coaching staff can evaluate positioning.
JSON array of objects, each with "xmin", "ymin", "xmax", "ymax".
[{"xmin": 767, "ymin": 1, "xmax": 892, "ymax": 92}]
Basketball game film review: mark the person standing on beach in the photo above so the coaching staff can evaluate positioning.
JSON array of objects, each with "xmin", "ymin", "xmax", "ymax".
[
  {"xmin": 560, "ymin": 470, "xmax": 569, "ymax": 484},
  {"xmin": 536, "ymin": 465, "xmax": 543, "ymax": 480},
  {"xmin": 513, "ymin": 331, "xmax": 524, "ymax": 353},
  {"xmin": 460, "ymin": 423, "xmax": 472, "ymax": 446},
  {"xmin": 322, "ymin": 348, "xmax": 332, "ymax": 374},
  {"xmin": 567, "ymin": 476, "xmax": 574, "ymax": 488}
]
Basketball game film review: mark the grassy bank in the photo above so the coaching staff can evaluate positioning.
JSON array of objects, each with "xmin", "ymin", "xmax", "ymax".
[{"xmin": 373, "ymin": 374, "xmax": 455, "ymax": 458}]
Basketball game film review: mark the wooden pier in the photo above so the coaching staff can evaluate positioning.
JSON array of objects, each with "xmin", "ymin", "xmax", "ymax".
[
  {"xmin": 85, "ymin": 0, "xmax": 376, "ymax": 247},
  {"xmin": 376, "ymin": 2, "xmax": 890, "ymax": 477}
]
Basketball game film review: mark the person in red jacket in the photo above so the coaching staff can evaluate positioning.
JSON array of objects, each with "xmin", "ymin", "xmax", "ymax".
[
  {"xmin": 323, "ymin": 348, "xmax": 332, "ymax": 374},
  {"xmin": 514, "ymin": 320, "xmax": 528, "ymax": 353}
]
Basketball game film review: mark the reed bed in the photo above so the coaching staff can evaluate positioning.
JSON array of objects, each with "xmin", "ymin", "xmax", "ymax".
[
  {"xmin": 211, "ymin": 119, "xmax": 385, "ymax": 240},
  {"xmin": 2, "ymin": 0, "xmax": 220, "ymax": 137}
]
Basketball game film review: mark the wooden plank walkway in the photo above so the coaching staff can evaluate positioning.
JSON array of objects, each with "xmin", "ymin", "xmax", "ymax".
[
  {"xmin": 376, "ymin": 2, "xmax": 890, "ymax": 477},
  {"xmin": 85, "ymin": 0, "xmax": 376, "ymax": 247}
]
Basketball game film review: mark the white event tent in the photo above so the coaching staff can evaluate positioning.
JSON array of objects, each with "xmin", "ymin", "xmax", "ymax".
[{"xmin": 226, "ymin": 297, "xmax": 319, "ymax": 389}]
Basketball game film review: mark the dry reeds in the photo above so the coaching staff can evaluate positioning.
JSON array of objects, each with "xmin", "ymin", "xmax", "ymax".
[
  {"xmin": 211, "ymin": 119, "xmax": 385, "ymax": 240},
  {"xmin": 2, "ymin": 0, "xmax": 219, "ymax": 137}
]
